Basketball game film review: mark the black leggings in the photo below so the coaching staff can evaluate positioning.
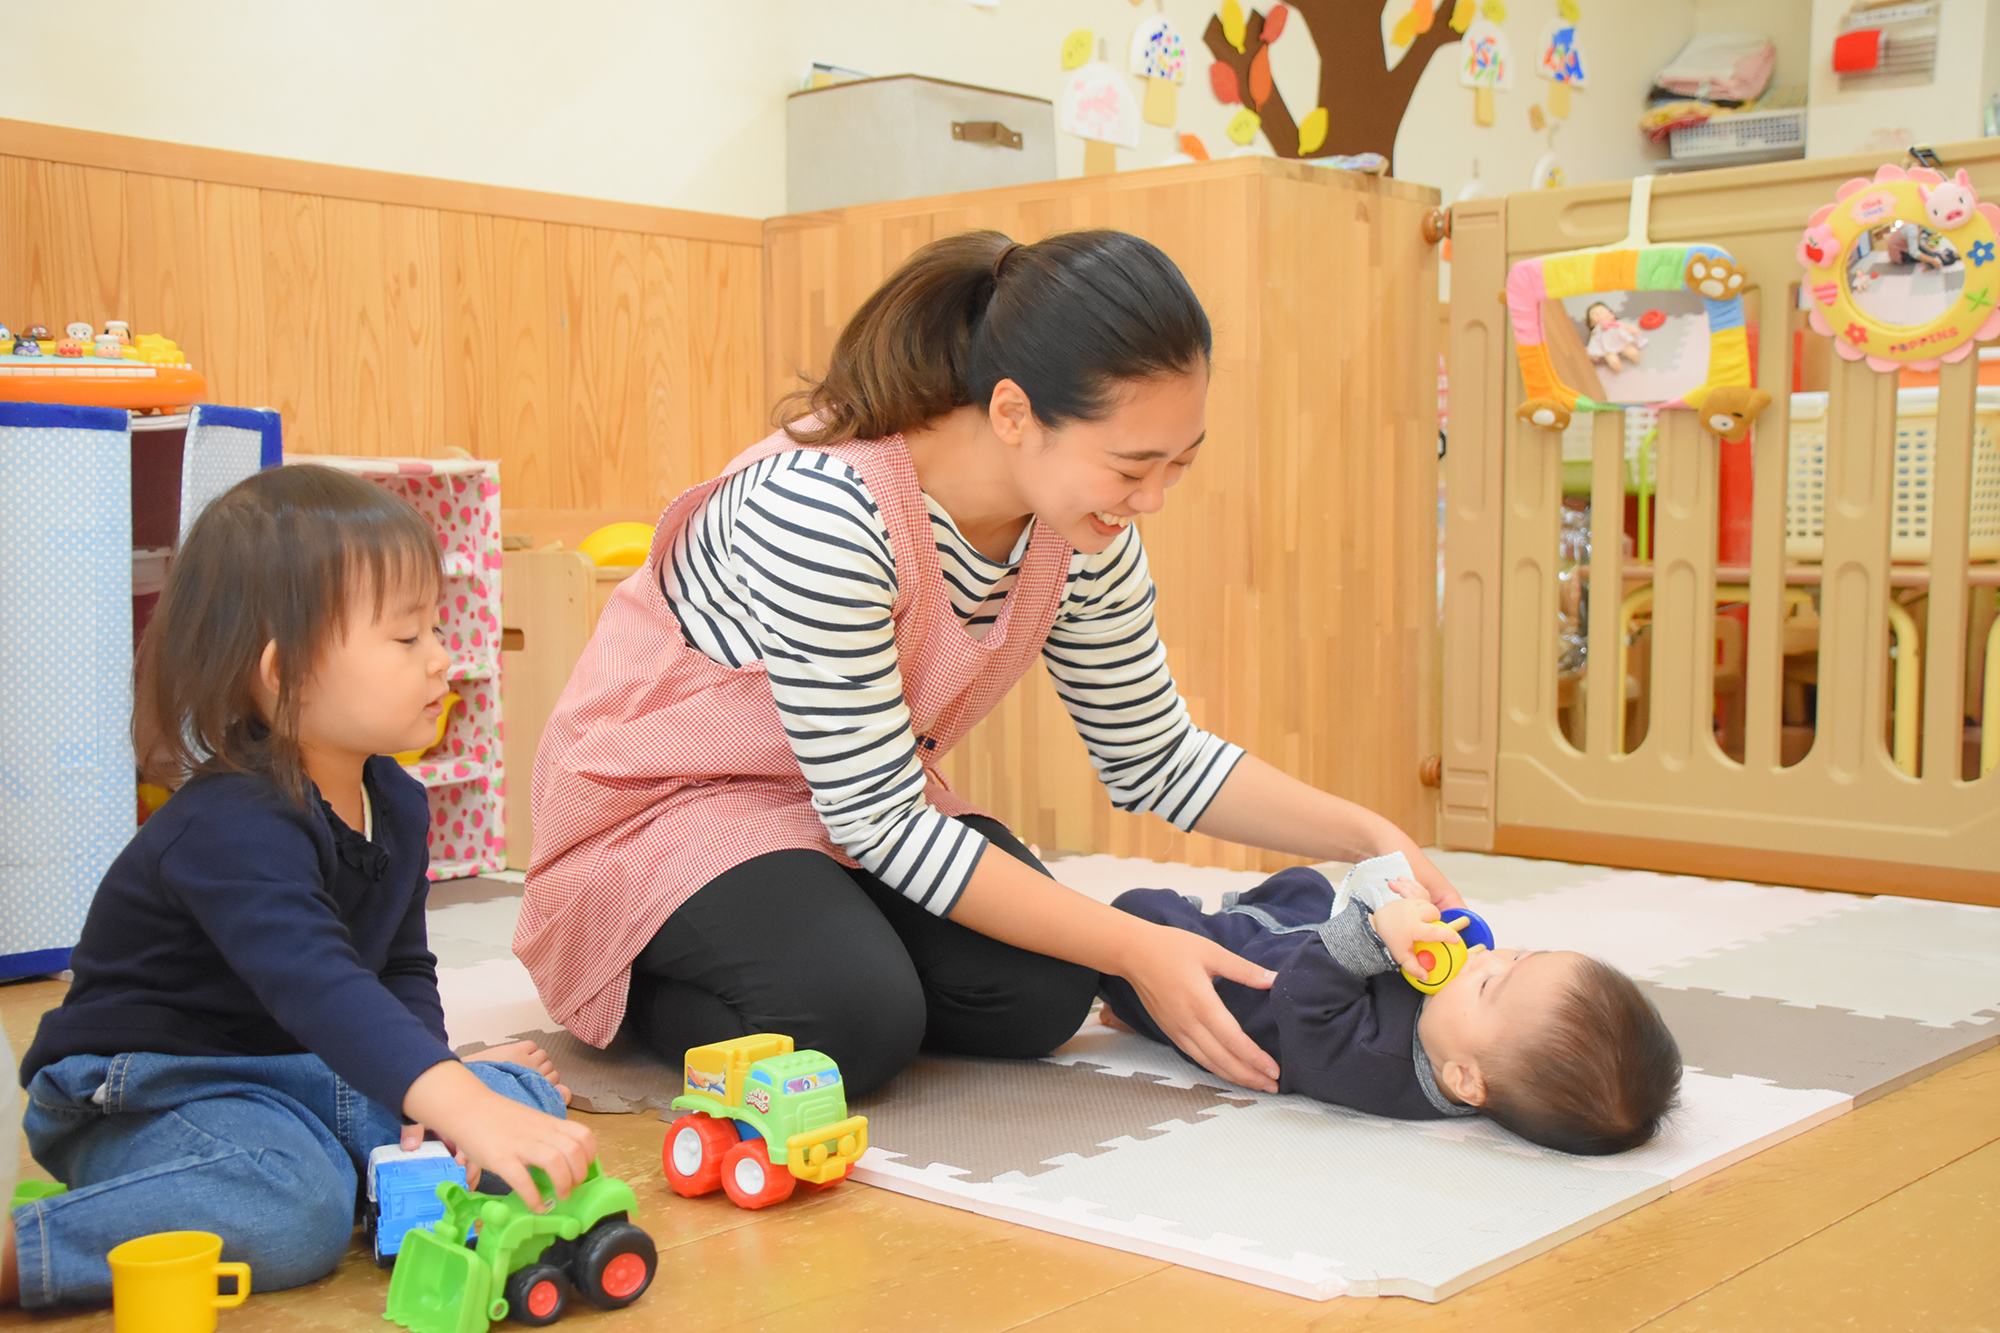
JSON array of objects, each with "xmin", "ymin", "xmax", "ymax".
[{"xmin": 622, "ymin": 816, "xmax": 1101, "ymax": 1099}]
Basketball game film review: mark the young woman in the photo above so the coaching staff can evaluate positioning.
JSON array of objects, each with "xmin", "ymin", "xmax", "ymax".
[{"xmin": 517, "ymin": 229, "xmax": 1460, "ymax": 1099}]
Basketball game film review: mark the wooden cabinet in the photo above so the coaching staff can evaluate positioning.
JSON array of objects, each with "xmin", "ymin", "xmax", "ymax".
[{"xmin": 765, "ymin": 158, "xmax": 1444, "ymax": 871}]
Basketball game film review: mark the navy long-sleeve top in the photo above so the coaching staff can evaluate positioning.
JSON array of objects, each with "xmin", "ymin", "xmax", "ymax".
[
  {"xmin": 1100, "ymin": 863, "xmax": 1476, "ymax": 1121},
  {"xmin": 21, "ymin": 755, "xmax": 458, "ymax": 1114}
]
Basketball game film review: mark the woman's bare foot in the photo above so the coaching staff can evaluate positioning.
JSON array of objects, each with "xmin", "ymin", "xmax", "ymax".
[
  {"xmin": 467, "ymin": 1040, "xmax": 571, "ymax": 1106},
  {"xmin": 1098, "ymin": 1005, "xmax": 1135, "ymax": 1034}
]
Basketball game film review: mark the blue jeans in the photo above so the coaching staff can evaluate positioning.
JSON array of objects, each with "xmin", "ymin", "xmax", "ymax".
[{"xmin": 14, "ymin": 1051, "xmax": 566, "ymax": 1309}]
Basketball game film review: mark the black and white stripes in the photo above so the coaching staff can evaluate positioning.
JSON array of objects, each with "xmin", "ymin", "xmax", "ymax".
[{"xmin": 665, "ymin": 450, "xmax": 1242, "ymax": 914}]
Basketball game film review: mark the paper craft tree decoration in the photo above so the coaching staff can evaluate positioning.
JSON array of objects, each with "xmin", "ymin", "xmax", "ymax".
[
  {"xmin": 1206, "ymin": 2, "xmax": 1459, "ymax": 165},
  {"xmin": 1538, "ymin": 21, "xmax": 1585, "ymax": 118},
  {"xmin": 1131, "ymin": 18, "xmax": 1188, "ymax": 127},
  {"xmin": 1459, "ymin": 17, "xmax": 1512, "ymax": 127},
  {"xmin": 1061, "ymin": 50, "xmax": 1142, "ymax": 176}
]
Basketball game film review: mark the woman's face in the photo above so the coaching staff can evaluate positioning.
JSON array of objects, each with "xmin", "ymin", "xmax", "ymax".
[{"xmin": 1007, "ymin": 366, "xmax": 1209, "ymax": 554}]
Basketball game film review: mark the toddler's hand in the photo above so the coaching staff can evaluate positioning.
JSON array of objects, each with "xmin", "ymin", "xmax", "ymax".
[
  {"xmin": 403, "ymin": 1061, "xmax": 597, "ymax": 1211},
  {"xmin": 1369, "ymin": 898, "xmax": 1467, "ymax": 977}
]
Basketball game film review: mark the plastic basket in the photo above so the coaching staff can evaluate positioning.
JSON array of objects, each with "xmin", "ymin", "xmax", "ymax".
[
  {"xmin": 1668, "ymin": 108, "xmax": 1807, "ymax": 161},
  {"xmin": 1786, "ymin": 386, "xmax": 2000, "ymax": 562}
]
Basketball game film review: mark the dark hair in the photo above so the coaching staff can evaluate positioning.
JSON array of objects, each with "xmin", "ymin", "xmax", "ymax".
[
  {"xmin": 136, "ymin": 464, "xmax": 443, "ymax": 805},
  {"xmin": 1482, "ymin": 957, "xmax": 1682, "ymax": 1156},
  {"xmin": 778, "ymin": 229, "xmax": 1212, "ymax": 446}
]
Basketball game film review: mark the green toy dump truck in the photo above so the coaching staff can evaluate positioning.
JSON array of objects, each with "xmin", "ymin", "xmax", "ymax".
[
  {"xmin": 384, "ymin": 1159, "xmax": 655, "ymax": 1332},
  {"xmin": 663, "ymin": 1033, "xmax": 869, "ymax": 1209}
]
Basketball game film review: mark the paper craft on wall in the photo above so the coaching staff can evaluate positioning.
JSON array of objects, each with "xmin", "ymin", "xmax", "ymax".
[
  {"xmin": 1459, "ymin": 17, "xmax": 1512, "ymax": 127},
  {"xmin": 1538, "ymin": 21, "xmax": 1586, "ymax": 119},
  {"xmin": 1060, "ymin": 29, "xmax": 1093, "ymax": 70},
  {"xmin": 1509, "ymin": 176, "xmax": 1770, "ymax": 442},
  {"xmin": 1130, "ymin": 18, "xmax": 1188, "ymax": 127},
  {"xmin": 1226, "ymin": 107, "xmax": 1263, "ymax": 146},
  {"xmin": 1798, "ymin": 163, "xmax": 2000, "ymax": 372},
  {"xmin": 1061, "ymin": 48, "xmax": 1141, "ymax": 175}
]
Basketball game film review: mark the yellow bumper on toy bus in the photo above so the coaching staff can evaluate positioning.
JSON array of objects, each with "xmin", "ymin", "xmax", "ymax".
[{"xmin": 784, "ymin": 1116, "xmax": 868, "ymax": 1185}]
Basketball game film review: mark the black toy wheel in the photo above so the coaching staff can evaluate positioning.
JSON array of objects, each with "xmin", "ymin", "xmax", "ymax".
[
  {"xmin": 568, "ymin": 1215, "xmax": 656, "ymax": 1310},
  {"xmin": 504, "ymin": 1262, "xmax": 568, "ymax": 1326},
  {"xmin": 364, "ymin": 1203, "xmax": 392, "ymax": 1269}
]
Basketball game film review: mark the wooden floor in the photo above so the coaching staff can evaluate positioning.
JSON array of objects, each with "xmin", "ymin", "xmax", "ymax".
[{"xmin": 1, "ymin": 975, "xmax": 1996, "ymax": 1332}]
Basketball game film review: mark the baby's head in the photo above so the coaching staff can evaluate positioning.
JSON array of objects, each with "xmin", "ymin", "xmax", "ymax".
[
  {"xmin": 1417, "ymin": 947, "xmax": 1681, "ymax": 1155},
  {"xmin": 1584, "ymin": 302, "xmax": 1615, "ymax": 329},
  {"xmin": 139, "ymin": 464, "xmax": 444, "ymax": 803}
]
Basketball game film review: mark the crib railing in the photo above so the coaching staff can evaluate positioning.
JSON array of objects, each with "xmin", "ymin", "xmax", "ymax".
[{"xmin": 1443, "ymin": 144, "xmax": 2000, "ymax": 906}]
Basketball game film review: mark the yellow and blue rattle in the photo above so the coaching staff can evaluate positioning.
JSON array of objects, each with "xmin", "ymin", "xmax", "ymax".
[{"xmin": 1402, "ymin": 908, "xmax": 1495, "ymax": 994}]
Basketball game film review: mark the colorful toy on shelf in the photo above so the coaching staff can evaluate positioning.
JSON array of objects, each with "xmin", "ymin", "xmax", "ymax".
[
  {"xmin": 0, "ymin": 321, "xmax": 206, "ymax": 409},
  {"xmin": 663, "ymin": 1034, "xmax": 869, "ymax": 1211},
  {"xmin": 1402, "ymin": 907, "xmax": 1494, "ymax": 994},
  {"xmin": 576, "ymin": 522, "xmax": 653, "ymax": 568},
  {"xmin": 391, "ymin": 691, "xmax": 461, "ymax": 766},
  {"xmin": 365, "ymin": 1143, "xmax": 469, "ymax": 1269},
  {"xmin": 106, "ymin": 1230, "xmax": 250, "ymax": 1333},
  {"xmin": 383, "ymin": 1159, "xmax": 655, "ymax": 1333}
]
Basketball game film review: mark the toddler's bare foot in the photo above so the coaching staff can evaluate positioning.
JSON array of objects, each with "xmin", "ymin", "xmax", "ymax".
[
  {"xmin": 1098, "ymin": 1005, "xmax": 1135, "ymax": 1034},
  {"xmin": 468, "ymin": 1040, "xmax": 567, "ymax": 1103}
]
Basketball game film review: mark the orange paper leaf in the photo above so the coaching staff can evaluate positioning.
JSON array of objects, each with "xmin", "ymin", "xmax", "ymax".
[
  {"xmin": 1249, "ymin": 47, "xmax": 1273, "ymax": 105},
  {"xmin": 1209, "ymin": 61, "xmax": 1241, "ymax": 104},
  {"xmin": 1180, "ymin": 133, "xmax": 1211, "ymax": 161},
  {"xmin": 1263, "ymin": 3, "xmax": 1289, "ymax": 42}
]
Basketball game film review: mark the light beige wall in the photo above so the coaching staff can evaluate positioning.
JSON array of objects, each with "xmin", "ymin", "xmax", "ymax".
[
  {"xmin": 1804, "ymin": 0, "xmax": 1992, "ymax": 155},
  {"xmin": 1693, "ymin": 0, "xmax": 1815, "ymax": 93}
]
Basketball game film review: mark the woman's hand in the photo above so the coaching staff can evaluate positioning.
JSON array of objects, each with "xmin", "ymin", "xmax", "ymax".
[
  {"xmin": 403, "ymin": 1061, "xmax": 597, "ymax": 1211},
  {"xmin": 1368, "ymin": 898, "xmax": 1468, "ymax": 977},
  {"xmin": 1116, "ymin": 923, "xmax": 1281, "ymax": 1093},
  {"xmin": 1401, "ymin": 848, "xmax": 1466, "ymax": 912}
]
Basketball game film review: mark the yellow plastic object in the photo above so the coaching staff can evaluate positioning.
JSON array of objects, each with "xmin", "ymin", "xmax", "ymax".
[
  {"xmin": 138, "ymin": 783, "xmax": 172, "ymax": 815},
  {"xmin": 1403, "ymin": 934, "xmax": 1470, "ymax": 994},
  {"xmin": 681, "ymin": 1032, "xmax": 794, "ymax": 1108},
  {"xmin": 107, "ymin": 1231, "xmax": 249, "ymax": 1333},
  {"xmin": 391, "ymin": 692, "xmax": 460, "ymax": 767},
  {"xmin": 578, "ymin": 522, "xmax": 654, "ymax": 568},
  {"xmin": 785, "ymin": 1115, "xmax": 870, "ymax": 1185}
]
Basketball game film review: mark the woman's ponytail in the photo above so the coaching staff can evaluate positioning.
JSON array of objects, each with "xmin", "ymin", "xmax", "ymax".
[{"xmin": 779, "ymin": 228, "xmax": 1210, "ymax": 446}]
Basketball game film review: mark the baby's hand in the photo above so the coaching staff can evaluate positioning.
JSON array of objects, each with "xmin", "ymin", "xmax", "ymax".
[{"xmin": 1369, "ymin": 898, "xmax": 1467, "ymax": 977}]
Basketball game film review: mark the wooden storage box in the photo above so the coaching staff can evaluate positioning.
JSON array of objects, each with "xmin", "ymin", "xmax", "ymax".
[{"xmin": 786, "ymin": 75, "xmax": 1055, "ymax": 213}]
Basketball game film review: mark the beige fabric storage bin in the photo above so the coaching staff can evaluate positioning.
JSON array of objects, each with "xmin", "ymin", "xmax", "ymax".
[{"xmin": 786, "ymin": 75, "xmax": 1055, "ymax": 213}]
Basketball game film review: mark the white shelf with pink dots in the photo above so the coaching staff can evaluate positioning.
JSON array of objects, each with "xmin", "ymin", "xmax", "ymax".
[{"xmin": 291, "ymin": 455, "xmax": 504, "ymax": 880}]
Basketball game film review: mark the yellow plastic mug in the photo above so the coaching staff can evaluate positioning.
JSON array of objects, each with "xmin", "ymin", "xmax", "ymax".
[{"xmin": 107, "ymin": 1231, "xmax": 250, "ymax": 1333}]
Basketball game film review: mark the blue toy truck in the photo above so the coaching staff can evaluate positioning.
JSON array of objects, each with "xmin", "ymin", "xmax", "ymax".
[{"xmin": 366, "ymin": 1143, "xmax": 469, "ymax": 1268}]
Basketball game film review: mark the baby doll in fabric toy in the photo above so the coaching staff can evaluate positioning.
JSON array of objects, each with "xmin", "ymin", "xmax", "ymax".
[
  {"xmin": 1098, "ymin": 854, "xmax": 1682, "ymax": 1155},
  {"xmin": 1582, "ymin": 302, "xmax": 1646, "ymax": 373}
]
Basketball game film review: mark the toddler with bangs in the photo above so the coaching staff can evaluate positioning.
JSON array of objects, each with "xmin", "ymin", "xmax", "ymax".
[
  {"xmin": 4, "ymin": 466, "xmax": 594, "ymax": 1310},
  {"xmin": 1100, "ymin": 854, "xmax": 1682, "ymax": 1155}
]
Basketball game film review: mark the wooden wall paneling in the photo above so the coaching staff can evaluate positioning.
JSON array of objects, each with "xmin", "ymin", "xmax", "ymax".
[
  {"xmin": 490, "ymin": 216, "xmax": 554, "ymax": 508},
  {"xmin": 123, "ymin": 175, "xmax": 205, "ymax": 394},
  {"xmin": 321, "ymin": 197, "xmax": 388, "ymax": 455},
  {"xmin": 382, "ymin": 204, "xmax": 445, "ymax": 455},
  {"xmin": 259, "ymin": 190, "xmax": 332, "ymax": 453},
  {"xmin": 693, "ymin": 241, "xmax": 769, "ymax": 484},
  {"xmin": 0, "ymin": 158, "xmax": 31, "ymax": 322},
  {"xmin": 193, "ymin": 181, "xmax": 269, "ymax": 410},
  {"xmin": 640, "ymin": 235, "xmax": 693, "ymax": 507},
  {"xmin": 440, "ymin": 210, "xmax": 501, "ymax": 463}
]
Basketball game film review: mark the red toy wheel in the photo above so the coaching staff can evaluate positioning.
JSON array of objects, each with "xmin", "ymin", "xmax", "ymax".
[
  {"xmin": 720, "ymin": 1140, "xmax": 797, "ymax": 1210},
  {"xmin": 664, "ymin": 1113, "xmax": 739, "ymax": 1197}
]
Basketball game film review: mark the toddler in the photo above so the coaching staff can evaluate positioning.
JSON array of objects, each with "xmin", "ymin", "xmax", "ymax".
[
  {"xmin": 5, "ymin": 465, "xmax": 595, "ymax": 1309},
  {"xmin": 1099, "ymin": 853, "xmax": 1681, "ymax": 1155}
]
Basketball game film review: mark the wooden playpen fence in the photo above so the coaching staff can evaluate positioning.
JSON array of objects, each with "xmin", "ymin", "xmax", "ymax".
[{"xmin": 1444, "ymin": 143, "xmax": 2000, "ymax": 905}]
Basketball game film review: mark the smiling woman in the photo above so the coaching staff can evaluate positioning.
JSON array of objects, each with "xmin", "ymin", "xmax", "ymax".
[{"xmin": 516, "ymin": 229, "xmax": 1461, "ymax": 1101}]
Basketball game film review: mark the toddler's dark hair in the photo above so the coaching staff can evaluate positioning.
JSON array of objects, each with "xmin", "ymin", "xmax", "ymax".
[
  {"xmin": 1483, "ymin": 957, "xmax": 1681, "ymax": 1156},
  {"xmin": 136, "ymin": 464, "xmax": 442, "ymax": 805}
]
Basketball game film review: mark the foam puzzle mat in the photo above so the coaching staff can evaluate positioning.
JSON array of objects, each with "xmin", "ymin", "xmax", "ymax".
[{"xmin": 435, "ymin": 855, "xmax": 2000, "ymax": 1302}]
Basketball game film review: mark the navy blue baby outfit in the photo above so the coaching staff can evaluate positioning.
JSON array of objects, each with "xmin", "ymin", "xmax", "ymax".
[{"xmin": 1100, "ymin": 862, "xmax": 1475, "ymax": 1120}]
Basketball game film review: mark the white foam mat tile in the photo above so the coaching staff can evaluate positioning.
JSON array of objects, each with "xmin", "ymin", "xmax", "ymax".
[
  {"xmin": 1047, "ymin": 854, "xmax": 1275, "ymax": 909},
  {"xmin": 1646, "ymin": 894, "xmax": 2000, "ymax": 1028},
  {"xmin": 1563, "ymin": 1070, "xmax": 1850, "ymax": 1187},
  {"xmin": 1424, "ymin": 850, "xmax": 1623, "ymax": 903},
  {"xmin": 436, "ymin": 956, "xmax": 554, "ymax": 1049},
  {"xmin": 1476, "ymin": 871, "xmax": 1869, "ymax": 977},
  {"xmin": 426, "ymin": 896, "xmax": 527, "ymax": 968}
]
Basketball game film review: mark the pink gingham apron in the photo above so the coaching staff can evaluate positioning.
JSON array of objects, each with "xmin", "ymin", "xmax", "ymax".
[{"xmin": 515, "ymin": 430, "xmax": 1074, "ymax": 1046}]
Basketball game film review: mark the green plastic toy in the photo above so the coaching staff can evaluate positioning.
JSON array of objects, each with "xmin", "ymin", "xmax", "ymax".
[
  {"xmin": 663, "ymin": 1033, "xmax": 869, "ymax": 1210},
  {"xmin": 383, "ymin": 1160, "xmax": 655, "ymax": 1332}
]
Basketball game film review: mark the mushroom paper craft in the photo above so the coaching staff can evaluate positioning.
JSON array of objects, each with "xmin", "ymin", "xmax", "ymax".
[
  {"xmin": 1131, "ymin": 18, "xmax": 1188, "ymax": 127},
  {"xmin": 1060, "ymin": 57, "xmax": 1143, "ymax": 150},
  {"xmin": 1459, "ymin": 17, "xmax": 1512, "ymax": 127},
  {"xmin": 1538, "ymin": 20, "xmax": 1585, "ymax": 118}
]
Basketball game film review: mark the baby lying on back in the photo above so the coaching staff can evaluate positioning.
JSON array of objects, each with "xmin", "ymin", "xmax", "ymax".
[{"xmin": 1099, "ymin": 854, "xmax": 1682, "ymax": 1155}]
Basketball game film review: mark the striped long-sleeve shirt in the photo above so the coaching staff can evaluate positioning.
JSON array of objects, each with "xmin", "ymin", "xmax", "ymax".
[{"xmin": 665, "ymin": 449, "xmax": 1243, "ymax": 914}]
